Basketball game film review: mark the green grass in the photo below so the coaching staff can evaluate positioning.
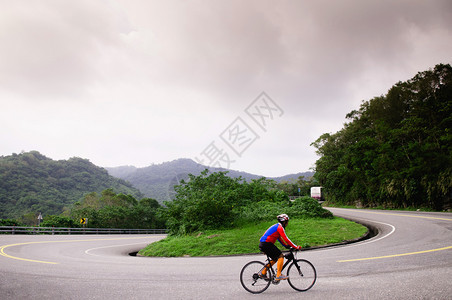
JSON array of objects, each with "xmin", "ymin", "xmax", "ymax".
[{"xmin": 138, "ymin": 217, "xmax": 367, "ymax": 257}]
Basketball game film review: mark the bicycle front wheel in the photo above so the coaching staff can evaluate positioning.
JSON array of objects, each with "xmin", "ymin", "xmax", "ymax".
[
  {"xmin": 240, "ymin": 261, "xmax": 271, "ymax": 294},
  {"xmin": 287, "ymin": 259, "xmax": 317, "ymax": 292}
]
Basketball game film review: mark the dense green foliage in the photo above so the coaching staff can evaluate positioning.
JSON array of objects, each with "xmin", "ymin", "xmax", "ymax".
[
  {"xmin": 69, "ymin": 189, "xmax": 165, "ymax": 229},
  {"xmin": 162, "ymin": 170, "xmax": 332, "ymax": 235},
  {"xmin": 0, "ymin": 218, "xmax": 25, "ymax": 226},
  {"xmin": 1, "ymin": 190, "xmax": 164, "ymax": 229},
  {"xmin": 39, "ymin": 215, "xmax": 80, "ymax": 228},
  {"xmin": 312, "ymin": 64, "xmax": 452, "ymax": 210},
  {"xmin": 0, "ymin": 151, "xmax": 143, "ymax": 219},
  {"xmin": 139, "ymin": 217, "xmax": 366, "ymax": 257}
]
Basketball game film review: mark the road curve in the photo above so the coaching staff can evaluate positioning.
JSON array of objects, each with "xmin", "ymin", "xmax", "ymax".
[{"xmin": 0, "ymin": 208, "xmax": 451, "ymax": 299}]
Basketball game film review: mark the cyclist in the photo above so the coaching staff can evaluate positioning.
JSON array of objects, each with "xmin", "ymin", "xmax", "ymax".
[{"xmin": 258, "ymin": 214, "xmax": 302, "ymax": 281}]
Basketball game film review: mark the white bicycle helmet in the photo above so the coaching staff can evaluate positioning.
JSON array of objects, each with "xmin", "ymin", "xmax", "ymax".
[{"xmin": 277, "ymin": 214, "xmax": 289, "ymax": 223}]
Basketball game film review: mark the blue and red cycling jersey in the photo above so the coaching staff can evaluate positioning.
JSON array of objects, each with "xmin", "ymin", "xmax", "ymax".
[{"xmin": 259, "ymin": 223, "xmax": 297, "ymax": 249}]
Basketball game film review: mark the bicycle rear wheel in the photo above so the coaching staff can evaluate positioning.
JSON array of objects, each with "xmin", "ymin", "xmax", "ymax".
[
  {"xmin": 240, "ymin": 261, "xmax": 271, "ymax": 294},
  {"xmin": 287, "ymin": 259, "xmax": 317, "ymax": 292}
]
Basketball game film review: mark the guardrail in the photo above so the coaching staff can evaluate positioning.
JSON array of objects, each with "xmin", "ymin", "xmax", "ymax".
[
  {"xmin": 0, "ymin": 226, "xmax": 167, "ymax": 235},
  {"xmin": 289, "ymin": 196, "xmax": 324, "ymax": 203}
]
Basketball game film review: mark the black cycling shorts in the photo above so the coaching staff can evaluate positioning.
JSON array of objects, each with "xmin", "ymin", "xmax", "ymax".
[{"xmin": 259, "ymin": 241, "xmax": 282, "ymax": 262}]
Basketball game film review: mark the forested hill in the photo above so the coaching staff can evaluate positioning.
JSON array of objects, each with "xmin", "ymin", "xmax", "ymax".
[
  {"xmin": 312, "ymin": 63, "xmax": 452, "ymax": 210},
  {"xmin": 106, "ymin": 158, "xmax": 313, "ymax": 203},
  {"xmin": 0, "ymin": 151, "xmax": 143, "ymax": 219}
]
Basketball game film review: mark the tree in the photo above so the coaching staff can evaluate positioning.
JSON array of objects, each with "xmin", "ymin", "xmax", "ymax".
[
  {"xmin": 0, "ymin": 219, "xmax": 24, "ymax": 226},
  {"xmin": 70, "ymin": 190, "xmax": 163, "ymax": 229},
  {"xmin": 163, "ymin": 170, "xmax": 290, "ymax": 235},
  {"xmin": 40, "ymin": 215, "xmax": 79, "ymax": 228},
  {"xmin": 312, "ymin": 64, "xmax": 452, "ymax": 210}
]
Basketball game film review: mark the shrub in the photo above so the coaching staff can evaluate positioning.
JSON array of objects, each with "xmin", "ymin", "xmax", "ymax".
[
  {"xmin": 233, "ymin": 201, "xmax": 291, "ymax": 224},
  {"xmin": 163, "ymin": 170, "xmax": 292, "ymax": 235},
  {"xmin": 0, "ymin": 219, "xmax": 24, "ymax": 226},
  {"xmin": 40, "ymin": 215, "xmax": 80, "ymax": 228},
  {"xmin": 162, "ymin": 171, "xmax": 333, "ymax": 235},
  {"xmin": 289, "ymin": 196, "xmax": 333, "ymax": 219}
]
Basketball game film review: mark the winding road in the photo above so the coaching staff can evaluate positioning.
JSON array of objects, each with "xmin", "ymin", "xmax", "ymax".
[{"xmin": 1, "ymin": 208, "xmax": 451, "ymax": 299}]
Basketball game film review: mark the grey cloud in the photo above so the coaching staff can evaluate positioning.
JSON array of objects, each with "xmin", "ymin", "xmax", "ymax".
[
  {"xmin": 0, "ymin": 1, "xmax": 132, "ymax": 99},
  {"xmin": 1, "ymin": 0, "xmax": 451, "ymax": 175}
]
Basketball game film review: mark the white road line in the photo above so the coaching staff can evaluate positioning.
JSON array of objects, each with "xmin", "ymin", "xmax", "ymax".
[
  {"xmin": 85, "ymin": 242, "xmax": 149, "ymax": 256},
  {"xmin": 321, "ymin": 208, "xmax": 397, "ymax": 252},
  {"xmin": 344, "ymin": 219, "xmax": 396, "ymax": 248}
]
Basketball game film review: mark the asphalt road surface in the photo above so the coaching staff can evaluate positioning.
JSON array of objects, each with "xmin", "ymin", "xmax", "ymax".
[{"xmin": 1, "ymin": 208, "xmax": 451, "ymax": 299}]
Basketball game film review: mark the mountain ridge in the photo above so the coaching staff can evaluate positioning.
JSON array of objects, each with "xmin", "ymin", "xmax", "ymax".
[{"xmin": 106, "ymin": 158, "xmax": 314, "ymax": 203}]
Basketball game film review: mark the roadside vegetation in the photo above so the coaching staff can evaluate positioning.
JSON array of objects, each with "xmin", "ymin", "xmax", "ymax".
[
  {"xmin": 138, "ymin": 170, "xmax": 366, "ymax": 257},
  {"xmin": 322, "ymin": 202, "xmax": 451, "ymax": 212},
  {"xmin": 162, "ymin": 170, "xmax": 331, "ymax": 235},
  {"xmin": 312, "ymin": 64, "xmax": 451, "ymax": 211},
  {"xmin": 0, "ymin": 189, "xmax": 165, "ymax": 229},
  {"xmin": 139, "ymin": 217, "xmax": 367, "ymax": 257},
  {"xmin": 2, "ymin": 168, "xmax": 367, "ymax": 257}
]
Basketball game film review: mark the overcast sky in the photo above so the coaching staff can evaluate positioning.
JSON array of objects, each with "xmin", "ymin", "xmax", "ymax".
[{"xmin": 1, "ymin": 0, "xmax": 451, "ymax": 177}]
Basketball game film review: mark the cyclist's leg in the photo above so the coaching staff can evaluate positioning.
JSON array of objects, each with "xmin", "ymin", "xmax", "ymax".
[
  {"xmin": 259, "ymin": 242, "xmax": 284, "ymax": 278},
  {"xmin": 261, "ymin": 260, "xmax": 275, "ymax": 276},
  {"xmin": 276, "ymin": 254, "xmax": 285, "ymax": 278},
  {"xmin": 259, "ymin": 242, "xmax": 276, "ymax": 276}
]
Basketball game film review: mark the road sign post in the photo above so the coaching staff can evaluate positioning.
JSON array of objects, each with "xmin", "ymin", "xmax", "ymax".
[
  {"xmin": 80, "ymin": 218, "xmax": 88, "ymax": 227},
  {"xmin": 37, "ymin": 212, "xmax": 43, "ymax": 226}
]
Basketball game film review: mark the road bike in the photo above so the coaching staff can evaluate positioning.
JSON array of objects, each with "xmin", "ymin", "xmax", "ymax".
[{"xmin": 240, "ymin": 248, "xmax": 316, "ymax": 294}]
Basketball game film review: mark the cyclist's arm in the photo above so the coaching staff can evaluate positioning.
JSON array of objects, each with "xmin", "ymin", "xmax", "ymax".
[
  {"xmin": 277, "ymin": 238, "xmax": 291, "ymax": 249},
  {"xmin": 277, "ymin": 224, "xmax": 300, "ymax": 249}
]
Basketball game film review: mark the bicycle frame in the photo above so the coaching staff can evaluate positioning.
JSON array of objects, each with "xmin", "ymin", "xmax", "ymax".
[{"xmin": 263, "ymin": 248, "xmax": 298, "ymax": 278}]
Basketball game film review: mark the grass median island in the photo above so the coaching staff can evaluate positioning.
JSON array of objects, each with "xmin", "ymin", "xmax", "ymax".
[
  {"xmin": 138, "ymin": 217, "xmax": 367, "ymax": 257},
  {"xmin": 138, "ymin": 171, "xmax": 368, "ymax": 257}
]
